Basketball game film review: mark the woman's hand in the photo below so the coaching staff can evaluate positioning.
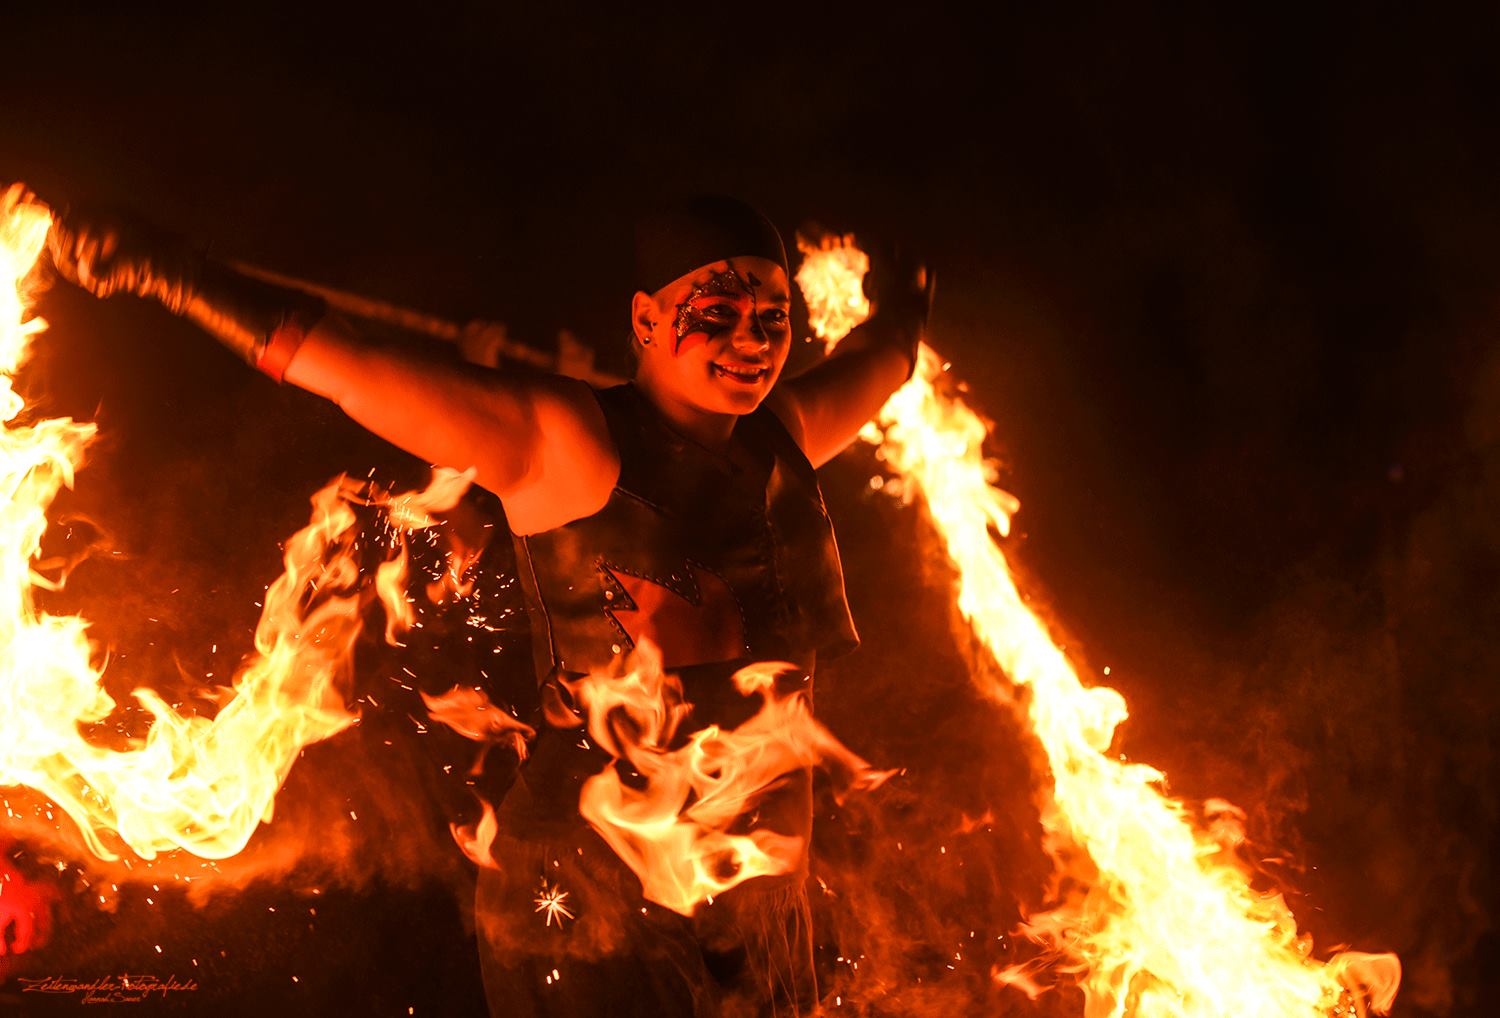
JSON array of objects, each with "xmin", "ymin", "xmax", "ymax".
[{"xmin": 46, "ymin": 206, "xmax": 202, "ymax": 305}]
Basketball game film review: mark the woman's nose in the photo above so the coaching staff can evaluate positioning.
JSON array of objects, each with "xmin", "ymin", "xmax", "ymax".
[{"xmin": 731, "ymin": 316, "xmax": 770, "ymax": 352}]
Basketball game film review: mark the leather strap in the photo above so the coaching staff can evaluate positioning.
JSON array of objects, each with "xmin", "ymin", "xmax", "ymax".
[{"xmin": 255, "ymin": 308, "xmax": 323, "ymax": 382}]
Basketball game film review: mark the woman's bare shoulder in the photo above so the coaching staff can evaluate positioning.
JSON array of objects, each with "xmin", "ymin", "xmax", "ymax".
[{"xmin": 499, "ymin": 374, "xmax": 620, "ymax": 535}]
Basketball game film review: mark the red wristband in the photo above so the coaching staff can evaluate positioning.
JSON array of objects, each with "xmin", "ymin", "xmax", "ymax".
[{"xmin": 256, "ymin": 309, "xmax": 321, "ymax": 382}]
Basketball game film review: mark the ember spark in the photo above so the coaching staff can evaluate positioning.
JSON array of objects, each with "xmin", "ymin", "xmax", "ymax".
[{"xmin": 532, "ymin": 880, "xmax": 575, "ymax": 928}]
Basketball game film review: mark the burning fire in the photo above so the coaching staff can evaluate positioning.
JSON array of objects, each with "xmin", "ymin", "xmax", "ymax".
[
  {"xmin": 0, "ymin": 186, "xmax": 469, "ymax": 866},
  {"xmin": 795, "ymin": 234, "xmax": 1401, "ymax": 1017},
  {"xmin": 794, "ymin": 233, "xmax": 872, "ymax": 345},
  {"xmin": 572, "ymin": 642, "xmax": 894, "ymax": 917},
  {"xmin": 0, "ymin": 179, "xmax": 1404, "ymax": 1011},
  {"xmin": 421, "ymin": 683, "xmax": 535, "ymax": 869}
]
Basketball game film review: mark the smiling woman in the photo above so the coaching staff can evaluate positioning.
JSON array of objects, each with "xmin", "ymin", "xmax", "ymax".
[
  {"xmin": 477, "ymin": 198, "xmax": 920, "ymax": 1016},
  {"xmin": 40, "ymin": 191, "xmax": 929, "ymax": 1016},
  {"xmin": 632, "ymin": 257, "xmax": 793, "ymax": 425}
]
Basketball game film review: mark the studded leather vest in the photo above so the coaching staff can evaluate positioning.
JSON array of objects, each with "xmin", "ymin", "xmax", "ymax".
[{"xmin": 511, "ymin": 384, "xmax": 858, "ymax": 681}]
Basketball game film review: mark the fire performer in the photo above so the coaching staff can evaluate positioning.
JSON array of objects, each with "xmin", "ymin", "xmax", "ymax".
[{"xmin": 44, "ymin": 195, "xmax": 927, "ymax": 1015}]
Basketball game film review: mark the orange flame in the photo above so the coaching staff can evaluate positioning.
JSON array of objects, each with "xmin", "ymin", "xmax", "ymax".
[
  {"xmin": 421, "ymin": 683, "xmax": 535, "ymax": 868},
  {"xmin": 795, "ymin": 233, "xmax": 1401, "ymax": 1017},
  {"xmin": 370, "ymin": 468, "xmax": 472, "ymax": 646},
  {"xmin": 449, "ymin": 798, "xmax": 502, "ymax": 871},
  {"xmin": 573, "ymin": 641, "xmax": 894, "ymax": 916},
  {"xmin": 794, "ymin": 232, "xmax": 871, "ymax": 344},
  {"xmin": 422, "ymin": 684, "xmax": 535, "ymax": 755},
  {"xmin": 0, "ymin": 186, "xmax": 471, "ymax": 866},
  {"xmin": 375, "ymin": 548, "xmax": 414, "ymax": 646}
]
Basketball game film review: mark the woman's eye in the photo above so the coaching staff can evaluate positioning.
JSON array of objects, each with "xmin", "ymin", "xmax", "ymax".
[{"xmin": 761, "ymin": 310, "xmax": 789, "ymax": 325}]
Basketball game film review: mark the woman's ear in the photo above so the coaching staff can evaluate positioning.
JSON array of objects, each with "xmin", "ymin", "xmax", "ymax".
[{"xmin": 630, "ymin": 290, "xmax": 659, "ymax": 348}]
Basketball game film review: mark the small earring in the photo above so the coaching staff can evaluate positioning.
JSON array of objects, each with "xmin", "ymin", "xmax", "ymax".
[{"xmin": 640, "ymin": 335, "xmax": 652, "ymax": 346}]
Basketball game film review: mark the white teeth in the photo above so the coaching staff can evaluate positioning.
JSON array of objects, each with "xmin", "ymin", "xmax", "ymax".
[{"xmin": 714, "ymin": 364, "xmax": 765, "ymax": 382}]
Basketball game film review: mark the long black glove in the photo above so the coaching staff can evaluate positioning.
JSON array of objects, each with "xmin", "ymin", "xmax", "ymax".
[
  {"xmin": 863, "ymin": 244, "xmax": 934, "ymax": 377},
  {"xmin": 45, "ymin": 209, "xmax": 325, "ymax": 380}
]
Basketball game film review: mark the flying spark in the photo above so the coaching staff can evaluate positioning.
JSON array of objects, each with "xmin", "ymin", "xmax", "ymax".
[{"xmin": 532, "ymin": 880, "xmax": 575, "ymax": 928}]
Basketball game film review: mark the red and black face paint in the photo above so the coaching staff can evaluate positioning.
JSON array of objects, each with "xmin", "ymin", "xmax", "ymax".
[{"xmin": 671, "ymin": 263, "xmax": 766, "ymax": 355}]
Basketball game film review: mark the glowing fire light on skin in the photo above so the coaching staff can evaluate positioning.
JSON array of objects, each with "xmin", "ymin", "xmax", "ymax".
[
  {"xmin": 795, "ymin": 234, "xmax": 1401, "ymax": 1017},
  {"xmin": 571, "ymin": 641, "xmax": 895, "ymax": 917},
  {"xmin": 0, "ymin": 186, "xmax": 471, "ymax": 865}
]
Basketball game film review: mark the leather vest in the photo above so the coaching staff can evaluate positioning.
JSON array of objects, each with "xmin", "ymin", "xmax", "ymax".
[{"xmin": 511, "ymin": 384, "xmax": 858, "ymax": 681}]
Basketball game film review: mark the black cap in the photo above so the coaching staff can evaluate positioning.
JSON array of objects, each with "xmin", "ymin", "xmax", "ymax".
[{"xmin": 633, "ymin": 194, "xmax": 788, "ymax": 294}]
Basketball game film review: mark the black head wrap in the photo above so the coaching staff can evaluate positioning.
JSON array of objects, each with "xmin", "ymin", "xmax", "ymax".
[{"xmin": 633, "ymin": 194, "xmax": 788, "ymax": 294}]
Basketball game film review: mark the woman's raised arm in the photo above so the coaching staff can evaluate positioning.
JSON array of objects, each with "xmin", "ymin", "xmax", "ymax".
[{"xmin": 45, "ymin": 209, "xmax": 616, "ymax": 522}]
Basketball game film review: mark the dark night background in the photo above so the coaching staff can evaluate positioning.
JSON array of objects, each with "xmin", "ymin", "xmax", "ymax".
[{"xmin": 0, "ymin": 6, "xmax": 1497, "ymax": 1016}]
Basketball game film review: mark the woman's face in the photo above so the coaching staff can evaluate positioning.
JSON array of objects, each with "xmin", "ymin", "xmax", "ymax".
[{"xmin": 633, "ymin": 256, "xmax": 793, "ymax": 418}]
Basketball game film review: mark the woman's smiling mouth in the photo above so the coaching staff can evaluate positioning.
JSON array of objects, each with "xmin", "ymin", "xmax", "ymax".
[{"xmin": 712, "ymin": 362, "xmax": 769, "ymax": 383}]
